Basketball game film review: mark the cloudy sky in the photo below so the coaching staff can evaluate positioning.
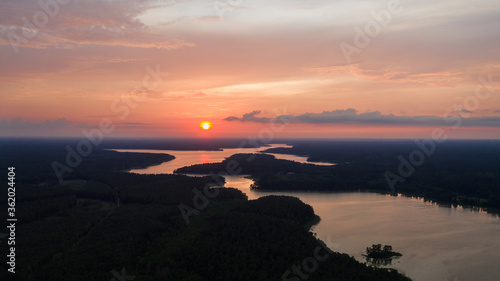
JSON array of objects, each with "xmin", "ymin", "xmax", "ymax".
[{"xmin": 1, "ymin": 0, "xmax": 499, "ymax": 138}]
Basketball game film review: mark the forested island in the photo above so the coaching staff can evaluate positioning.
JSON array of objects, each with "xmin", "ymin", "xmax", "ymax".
[
  {"xmin": 0, "ymin": 138, "xmax": 411, "ymax": 280},
  {"xmin": 363, "ymin": 244, "xmax": 403, "ymax": 267}
]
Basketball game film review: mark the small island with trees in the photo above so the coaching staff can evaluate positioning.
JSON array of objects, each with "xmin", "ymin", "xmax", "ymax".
[{"xmin": 363, "ymin": 244, "xmax": 403, "ymax": 266}]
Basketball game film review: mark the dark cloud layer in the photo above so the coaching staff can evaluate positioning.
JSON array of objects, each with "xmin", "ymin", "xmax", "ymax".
[{"xmin": 225, "ymin": 109, "xmax": 500, "ymax": 127}]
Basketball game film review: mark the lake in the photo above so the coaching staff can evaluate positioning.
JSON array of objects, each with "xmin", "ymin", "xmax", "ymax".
[
  {"xmin": 112, "ymin": 145, "xmax": 500, "ymax": 281},
  {"xmin": 113, "ymin": 144, "xmax": 334, "ymax": 174}
]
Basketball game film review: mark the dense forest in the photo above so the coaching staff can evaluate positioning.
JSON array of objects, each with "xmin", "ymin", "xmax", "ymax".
[{"xmin": 0, "ymin": 138, "xmax": 411, "ymax": 280}]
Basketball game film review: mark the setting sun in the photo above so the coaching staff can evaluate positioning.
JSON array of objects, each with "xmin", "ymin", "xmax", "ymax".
[{"xmin": 200, "ymin": 121, "xmax": 213, "ymax": 130}]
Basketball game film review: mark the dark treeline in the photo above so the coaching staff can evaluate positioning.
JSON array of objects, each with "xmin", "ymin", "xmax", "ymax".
[
  {"xmin": 0, "ymin": 138, "xmax": 175, "ymax": 184},
  {"xmin": 176, "ymin": 153, "xmax": 329, "ymax": 175},
  {"xmin": 178, "ymin": 139, "xmax": 500, "ymax": 213},
  {"xmin": 266, "ymin": 139, "xmax": 500, "ymax": 210},
  {"xmin": 99, "ymin": 137, "xmax": 269, "ymax": 150},
  {"xmin": 0, "ymin": 138, "xmax": 411, "ymax": 280}
]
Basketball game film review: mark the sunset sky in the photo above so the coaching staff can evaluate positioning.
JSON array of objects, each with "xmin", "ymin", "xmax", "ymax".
[{"xmin": 1, "ymin": 0, "xmax": 499, "ymax": 139}]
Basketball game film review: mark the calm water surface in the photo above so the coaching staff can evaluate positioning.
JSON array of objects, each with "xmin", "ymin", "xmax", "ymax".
[
  {"xmin": 112, "ymin": 145, "xmax": 500, "ymax": 281},
  {"xmin": 113, "ymin": 144, "xmax": 334, "ymax": 174}
]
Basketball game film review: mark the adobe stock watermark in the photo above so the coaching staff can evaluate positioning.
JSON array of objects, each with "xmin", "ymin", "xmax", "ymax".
[
  {"xmin": 51, "ymin": 65, "xmax": 169, "ymax": 183},
  {"xmin": 7, "ymin": 0, "xmax": 71, "ymax": 54},
  {"xmin": 325, "ymin": 234, "xmax": 341, "ymax": 251},
  {"xmin": 340, "ymin": 0, "xmax": 406, "ymax": 63},
  {"xmin": 384, "ymin": 74, "xmax": 497, "ymax": 192},
  {"xmin": 212, "ymin": 0, "xmax": 243, "ymax": 20},
  {"xmin": 110, "ymin": 268, "xmax": 135, "ymax": 281},
  {"xmin": 178, "ymin": 107, "xmax": 290, "ymax": 224}
]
